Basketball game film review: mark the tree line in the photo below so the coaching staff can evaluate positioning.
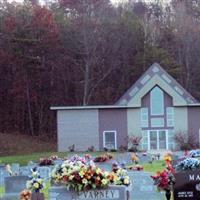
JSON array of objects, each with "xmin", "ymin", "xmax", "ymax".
[{"xmin": 0, "ymin": 0, "xmax": 200, "ymax": 137}]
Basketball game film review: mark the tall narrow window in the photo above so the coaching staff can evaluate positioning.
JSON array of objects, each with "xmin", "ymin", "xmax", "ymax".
[
  {"xmin": 150, "ymin": 86, "xmax": 164, "ymax": 115},
  {"xmin": 166, "ymin": 107, "xmax": 174, "ymax": 127},
  {"xmin": 141, "ymin": 108, "xmax": 148, "ymax": 127}
]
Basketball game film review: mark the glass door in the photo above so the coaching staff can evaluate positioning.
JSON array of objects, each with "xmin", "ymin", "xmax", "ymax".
[
  {"xmin": 149, "ymin": 130, "xmax": 157, "ymax": 150},
  {"xmin": 149, "ymin": 130, "xmax": 167, "ymax": 150},
  {"xmin": 159, "ymin": 130, "xmax": 167, "ymax": 149}
]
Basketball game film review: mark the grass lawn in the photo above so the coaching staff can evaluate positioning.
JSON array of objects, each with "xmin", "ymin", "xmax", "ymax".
[
  {"xmin": 0, "ymin": 151, "xmax": 109, "ymax": 166},
  {"xmin": 143, "ymin": 160, "xmax": 165, "ymax": 173},
  {"xmin": 0, "ymin": 187, "xmax": 4, "ymax": 193}
]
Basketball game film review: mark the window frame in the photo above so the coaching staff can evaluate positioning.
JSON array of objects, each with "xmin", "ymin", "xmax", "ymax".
[
  {"xmin": 141, "ymin": 107, "xmax": 149, "ymax": 127},
  {"xmin": 166, "ymin": 107, "xmax": 174, "ymax": 127},
  {"xmin": 103, "ymin": 130, "xmax": 117, "ymax": 150},
  {"xmin": 150, "ymin": 86, "xmax": 164, "ymax": 116}
]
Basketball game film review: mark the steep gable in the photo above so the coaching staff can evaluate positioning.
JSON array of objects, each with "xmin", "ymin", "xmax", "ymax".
[{"xmin": 116, "ymin": 63, "xmax": 198, "ymax": 107}]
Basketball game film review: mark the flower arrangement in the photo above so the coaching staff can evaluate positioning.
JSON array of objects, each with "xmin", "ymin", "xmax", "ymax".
[
  {"xmin": 189, "ymin": 149, "xmax": 200, "ymax": 158},
  {"xmin": 84, "ymin": 154, "xmax": 92, "ymax": 160},
  {"xmin": 5, "ymin": 164, "xmax": 13, "ymax": 176},
  {"xmin": 51, "ymin": 156, "xmax": 130, "ymax": 192},
  {"xmin": 93, "ymin": 153, "xmax": 113, "ymax": 163},
  {"xmin": 131, "ymin": 153, "xmax": 139, "ymax": 164},
  {"xmin": 175, "ymin": 157, "xmax": 200, "ymax": 171},
  {"xmin": 127, "ymin": 164, "xmax": 144, "ymax": 171},
  {"xmin": 51, "ymin": 160, "xmax": 110, "ymax": 191},
  {"xmin": 26, "ymin": 168, "xmax": 44, "ymax": 193},
  {"xmin": 20, "ymin": 189, "xmax": 32, "ymax": 200},
  {"xmin": 151, "ymin": 163, "xmax": 175, "ymax": 191},
  {"xmin": 39, "ymin": 158, "xmax": 54, "ymax": 166},
  {"xmin": 68, "ymin": 155, "xmax": 87, "ymax": 164},
  {"xmin": 164, "ymin": 153, "xmax": 172, "ymax": 166},
  {"xmin": 110, "ymin": 168, "xmax": 130, "ymax": 186},
  {"xmin": 49, "ymin": 155, "xmax": 59, "ymax": 160}
]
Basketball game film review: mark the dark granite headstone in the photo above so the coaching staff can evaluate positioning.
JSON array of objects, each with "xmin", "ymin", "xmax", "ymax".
[{"xmin": 174, "ymin": 170, "xmax": 200, "ymax": 200}]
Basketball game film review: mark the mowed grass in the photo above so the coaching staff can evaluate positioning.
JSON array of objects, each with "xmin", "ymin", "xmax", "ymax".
[
  {"xmin": 0, "ymin": 151, "xmax": 109, "ymax": 166},
  {"xmin": 143, "ymin": 160, "xmax": 166, "ymax": 173}
]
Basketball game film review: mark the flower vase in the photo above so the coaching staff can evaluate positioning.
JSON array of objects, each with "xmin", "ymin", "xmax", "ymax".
[
  {"xmin": 165, "ymin": 189, "xmax": 171, "ymax": 200},
  {"xmin": 31, "ymin": 192, "xmax": 44, "ymax": 200}
]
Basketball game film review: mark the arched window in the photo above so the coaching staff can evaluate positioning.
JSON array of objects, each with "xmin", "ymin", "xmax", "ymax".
[{"xmin": 150, "ymin": 86, "xmax": 164, "ymax": 115}]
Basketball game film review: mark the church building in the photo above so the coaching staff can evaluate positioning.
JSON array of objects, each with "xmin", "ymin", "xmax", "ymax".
[{"xmin": 51, "ymin": 63, "xmax": 200, "ymax": 151}]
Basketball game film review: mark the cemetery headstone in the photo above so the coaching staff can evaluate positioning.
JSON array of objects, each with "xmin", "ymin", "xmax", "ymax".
[
  {"xmin": 5, "ymin": 175, "xmax": 29, "ymax": 193},
  {"xmin": 128, "ymin": 171, "xmax": 164, "ymax": 200},
  {"xmin": 0, "ymin": 168, "xmax": 9, "ymax": 187},
  {"xmin": 174, "ymin": 170, "xmax": 200, "ymax": 200},
  {"xmin": 1, "ymin": 176, "xmax": 29, "ymax": 200},
  {"xmin": 54, "ymin": 159, "xmax": 63, "ymax": 165},
  {"xmin": 38, "ymin": 166, "xmax": 51, "ymax": 180},
  {"xmin": 0, "ymin": 170, "xmax": 4, "ymax": 187},
  {"xmin": 19, "ymin": 166, "xmax": 32, "ymax": 176},
  {"xmin": 0, "ymin": 164, "xmax": 5, "ymax": 171},
  {"xmin": 49, "ymin": 185, "xmax": 128, "ymax": 200},
  {"xmin": 11, "ymin": 163, "xmax": 20, "ymax": 175},
  {"xmin": 31, "ymin": 192, "xmax": 45, "ymax": 200}
]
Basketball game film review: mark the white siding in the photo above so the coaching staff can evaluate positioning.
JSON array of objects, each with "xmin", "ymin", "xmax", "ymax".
[{"xmin": 57, "ymin": 110, "xmax": 99, "ymax": 151}]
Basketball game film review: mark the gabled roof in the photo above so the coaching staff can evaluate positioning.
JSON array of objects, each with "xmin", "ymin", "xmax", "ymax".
[{"xmin": 116, "ymin": 63, "xmax": 198, "ymax": 106}]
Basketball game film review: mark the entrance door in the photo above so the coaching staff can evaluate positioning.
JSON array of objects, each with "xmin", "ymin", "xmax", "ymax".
[{"xmin": 149, "ymin": 130, "xmax": 168, "ymax": 150}]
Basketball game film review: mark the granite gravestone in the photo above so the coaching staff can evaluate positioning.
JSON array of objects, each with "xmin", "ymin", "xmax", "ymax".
[
  {"xmin": 19, "ymin": 166, "xmax": 32, "ymax": 176},
  {"xmin": 5, "ymin": 175, "xmax": 29, "ymax": 193},
  {"xmin": 38, "ymin": 166, "xmax": 51, "ymax": 180},
  {"xmin": 128, "ymin": 171, "xmax": 164, "ymax": 200},
  {"xmin": 174, "ymin": 170, "xmax": 200, "ymax": 200},
  {"xmin": 115, "ymin": 153, "xmax": 132, "ymax": 165},
  {"xmin": 0, "ymin": 170, "xmax": 3, "ymax": 186},
  {"xmin": 11, "ymin": 163, "xmax": 20, "ymax": 175},
  {"xmin": 49, "ymin": 185, "xmax": 128, "ymax": 200},
  {"xmin": 0, "ymin": 168, "xmax": 9, "ymax": 187},
  {"xmin": 1, "ymin": 176, "xmax": 29, "ymax": 200}
]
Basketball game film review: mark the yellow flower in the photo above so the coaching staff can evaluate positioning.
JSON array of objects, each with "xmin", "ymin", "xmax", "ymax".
[
  {"xmin": 79, "ymin": 170, "xmax": 85, "ymax": 178},
  {"xmin": 96, "ymin": 168, "xmax": 101, "ymax": 174},
  {"xmin": 124, "ymin": 177, "xmax": 129, "ymax": 185},
  {"xmin": 164, "ymin": 155, "xmax": 172, "ymax": 161},
  {"xmin": 33, "ymin": 182, "xmax": 39, "ymax": 189},
  {"xmin": 102, "ymin": 179, "xmax": 108, "ymax": 185},
  {"xmin": 38, "ymin": 179, "xmax": 43, "ymax": 184}
]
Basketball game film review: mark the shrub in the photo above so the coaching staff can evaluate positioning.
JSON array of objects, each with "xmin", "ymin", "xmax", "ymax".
[
  {"xmin": 103, "ymin": 147, "xmax": 108, "ymax": 152},
  {"xmin": 87, "ymin": 146, "xmax": 95, "ymax": 152},
  {"xmin": 119, "ymin": 145, "xmax": 128, "ymax": 152},
  {"xmin": 174, "ymin": 132, "xmax": 198, "ymax": 150},
  {"xmin": 128, "ymin": 135, "xmax": 142, "ymax": 152},
  {"xmin": 68, "ymin": 144, "xmax": 75, "ymax": 152},
  {"xmin": 110, "ymin": 149, "xmax": 117, "ymax": 152}
]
